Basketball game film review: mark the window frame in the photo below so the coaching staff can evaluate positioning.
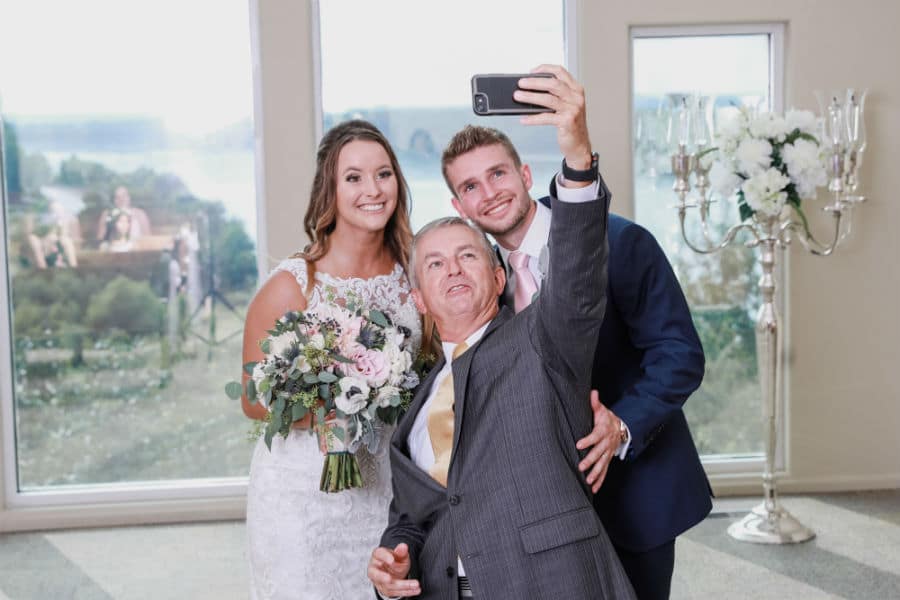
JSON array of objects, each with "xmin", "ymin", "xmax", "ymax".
[
  {"xmin": 629, "ymin": 22, "xmax": 787, "ymax": 478},
  {"xmin": 0, "ymin": 0, "xmax": 268, "ymax": 522}
]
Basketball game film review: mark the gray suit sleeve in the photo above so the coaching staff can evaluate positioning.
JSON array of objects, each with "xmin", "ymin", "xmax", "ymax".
[{"xmin": 531, "ymin": 178, "xmax": 611, "ymax": 382}]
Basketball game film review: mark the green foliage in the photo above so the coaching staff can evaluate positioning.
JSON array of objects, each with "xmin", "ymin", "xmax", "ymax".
[
  {"xmin": 85, "ymin": 276, "xmax": 164, "ymax": 336},
  {"xmin": 11, "ymin": 270, "xmax": 101, "ymax": 337},
  {"xmin": 21, "ymin": 153, "xmax": 53, "ymax": 192},
  {"xmin": 214, "ymin": 219, "xmax": 257, "ymax": 292},
  {"xmin": 2, "ymin": 120, "xmax": 22, "ymax": 198}
]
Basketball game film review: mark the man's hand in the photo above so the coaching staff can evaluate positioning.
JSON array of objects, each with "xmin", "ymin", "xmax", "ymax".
[
  {"xmin": 368, "ymin": 543, "xmax": 421, "ymax": 598},
  {"xmin": 576, "ymin": 390, "xmax": 624, "ymax": 493},
  {"xmin": 514, "ymin": 64, "xmax": 592, "ymax": 176}
]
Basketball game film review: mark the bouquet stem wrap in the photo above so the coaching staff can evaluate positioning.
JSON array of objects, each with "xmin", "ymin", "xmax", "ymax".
[{"xmin": 317, "ymin": 413, "xmax": 363, "ymax": 493}]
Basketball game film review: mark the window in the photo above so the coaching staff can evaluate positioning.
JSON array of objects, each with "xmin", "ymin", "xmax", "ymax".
[
  {"xmin": 631, "ymin": 25, "xmax": 784, "ymax": 458},
  {"xmin": 1, "ymin": 0, "xmax": 259, "ymax": 501},
  {"xmin": 316, "ymin": 0, "xmax": 570, "ymax": 231}
]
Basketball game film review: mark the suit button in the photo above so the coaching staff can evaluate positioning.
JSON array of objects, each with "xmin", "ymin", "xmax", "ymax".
[
  {"xmin": 449, "ymin": 495, "xmax": 460, "ymax": 506},
  {"xmin": 446, "ymin": 566, "xmax": 455, "ymax": 578}
]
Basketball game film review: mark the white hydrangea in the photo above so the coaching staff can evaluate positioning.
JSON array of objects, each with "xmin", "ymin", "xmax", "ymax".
[
  {"xmin": 749, "ymin": 112, "xmax": 790, "ymax": 142},
  {"xmin": 709, "ymin": 160, "xmax": 742, "ymax": 198},
  {"xmin": 715, "ymin": 112, "xmax": 748, "ymax": 154},
  {"xmin": 734, "ymin": 138, "xmax": 773, "ymax": 176},
  {"xmin": 742, "ymin": 168, "xmax": 791, "ymax": 217},
  {"xmin": 785, "ymin": 109, "xmax": 818, "ymax": 137},
  {"xmin": 782, "ymin": 138, "xmax": 827, "ymax": 199}
]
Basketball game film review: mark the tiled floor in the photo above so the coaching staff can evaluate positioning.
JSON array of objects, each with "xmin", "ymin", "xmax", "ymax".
[{"xmin": 1, "ymin": 491, "xmax": 898, "ymax": 599}]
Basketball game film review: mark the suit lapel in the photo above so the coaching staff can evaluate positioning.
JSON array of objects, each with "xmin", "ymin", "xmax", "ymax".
[{"xmin": 449, "ymin": 308, "xmax": 514, "ymax": 465}]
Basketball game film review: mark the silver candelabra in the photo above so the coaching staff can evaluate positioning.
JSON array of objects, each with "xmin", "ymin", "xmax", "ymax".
[{"xmin": 670, "ymin": 90, "xmax": 867, "ymax": 544}]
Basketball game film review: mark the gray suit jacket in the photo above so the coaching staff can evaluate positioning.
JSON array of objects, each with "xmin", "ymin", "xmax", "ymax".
[{"xmin": 382, "ymin": 187, "xmax": 636, "ymax": 599}]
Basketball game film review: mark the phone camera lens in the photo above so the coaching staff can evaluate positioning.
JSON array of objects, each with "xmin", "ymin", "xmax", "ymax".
[{"xmin": 474, "ymin": 93, "xmax": 487, "ymax": 113}]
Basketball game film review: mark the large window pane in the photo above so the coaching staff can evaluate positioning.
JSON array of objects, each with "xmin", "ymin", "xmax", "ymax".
[
  {"xmin": 318, "ymin": 0, "xmax": 566, "ymax": 232},
  {"xmin": 1, "ymin": 0, "xmax": 258, "ymax": 490},
  {"xmin": 632, "ymin": 32, "xmax": 776, "ymax": 457}
]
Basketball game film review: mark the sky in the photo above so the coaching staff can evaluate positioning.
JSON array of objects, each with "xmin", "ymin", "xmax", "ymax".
[
  {"xmin": 317, "ymin": 0, "xmax": 565, "ymax": 112},
  {"xmin": 0, "ymin": 0, "xmax": 254, "ymax": 136}
]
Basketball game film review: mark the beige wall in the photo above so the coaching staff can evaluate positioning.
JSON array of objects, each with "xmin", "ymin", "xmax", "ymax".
[{"xmin": 577, "ymin": 0, "xmax": 900, "ymax": 492}]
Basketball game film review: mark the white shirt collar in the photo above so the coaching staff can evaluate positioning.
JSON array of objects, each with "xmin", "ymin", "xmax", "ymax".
[
  {"xmin": 441, "ymin": 320, "xmax": 491, "ymax": 364},
  {"xmin": 497, "ymin": 200, "xmax": 551, "ymax": 265}
]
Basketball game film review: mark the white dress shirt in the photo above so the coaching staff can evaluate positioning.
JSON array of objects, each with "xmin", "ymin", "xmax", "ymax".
[{"xmin": 406, "ymin": 322, "xmax": 490, "ymax": 579}]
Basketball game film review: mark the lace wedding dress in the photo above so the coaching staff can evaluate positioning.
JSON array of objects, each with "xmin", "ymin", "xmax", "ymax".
[{"xmin": 247, "ymin": 258, "xmax": 422, "ymax": 600}]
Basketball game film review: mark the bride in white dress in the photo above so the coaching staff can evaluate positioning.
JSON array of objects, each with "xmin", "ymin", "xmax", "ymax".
[{"xmin": 241, "ymin": 121, "xmax": 427, "ymax": 599}]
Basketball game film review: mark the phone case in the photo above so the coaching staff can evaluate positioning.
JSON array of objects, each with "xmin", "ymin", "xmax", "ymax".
[{"xmin": 471, "ymin": 73, "xmax": 555, "ymax": 116}]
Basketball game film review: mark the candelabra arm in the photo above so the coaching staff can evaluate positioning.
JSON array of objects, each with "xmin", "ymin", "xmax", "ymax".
[
  {"xmin": 678, "ymin": 206, "xmax": 761, "ymax": 254},
  {"xmin": 778, "ymin": 206, "xmax": 844, "ymax": 256}
]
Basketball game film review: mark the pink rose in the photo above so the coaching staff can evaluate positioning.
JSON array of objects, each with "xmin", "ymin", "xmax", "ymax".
[{"xmin": 348, "ymin": 348, "xmax": 391, "ymax": 387}]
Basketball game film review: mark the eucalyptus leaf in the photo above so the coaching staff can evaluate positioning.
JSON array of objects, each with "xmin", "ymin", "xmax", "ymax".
[
  {"xmin": 369, "ymin": 310, "xmax": 389, "ymax": 328},
  {"xmin": 332, "ymin": 426, "xmax": 345, "ymax": 443},
  {"xmin": 318, "ymin": 371, "xmax": 338, "ymax": 383},
  {"xmin": 292, "ymin": 403, "xmax": 308, "ymax": 422},
  {"xmin": 316, "ymin": 406, "xmax": 326, "ymax": 424},
  {"xmin": 224, "ymin": 381, "xmax": 243, "ymax": 400},
  {"xmin": 243, "ymin": 362, "xmax": 257, "ymax": 375},
  {"xmin": 332, "ymin": 353, "xmax": 354, "ymax": 364},
  {"xmin": 260, "ymin": 339, "xmax": 271, "ymax": 354},
  {"xmin": 319, "ymin": 383, "xmax": 332, "ymax": 401},
  {"xmin": 303, "ymin": 373, "xmax": 319, "ymax": 385},
  {"xmin": 246, "ymin": 379, "xmax": 257, "ymax": 402}
]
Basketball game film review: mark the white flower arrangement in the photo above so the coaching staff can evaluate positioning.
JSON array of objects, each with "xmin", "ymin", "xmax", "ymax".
[{"xmin": 705, "ymin": 107, "xmax": 828, "ymax": 223}]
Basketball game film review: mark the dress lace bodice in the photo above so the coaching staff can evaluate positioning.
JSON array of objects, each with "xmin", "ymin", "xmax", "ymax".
[
  {"xmin": 271, "ymin": 257, "xmax": 422, "ymax": 355},
  {"xmin": 246, "ymin": 257, "xmax": 422, "ymax": 600}
]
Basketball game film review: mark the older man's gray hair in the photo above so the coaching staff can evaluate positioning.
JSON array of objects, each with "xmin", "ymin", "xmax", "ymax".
[{"xmin": 409, "ymin": 216, "xmax": 500, "ymax": 288}]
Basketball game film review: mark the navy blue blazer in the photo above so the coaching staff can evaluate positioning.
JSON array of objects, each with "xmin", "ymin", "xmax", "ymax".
[{"xmin": 505, "ymin": 195, "xmax": 713, "ymax": 552}]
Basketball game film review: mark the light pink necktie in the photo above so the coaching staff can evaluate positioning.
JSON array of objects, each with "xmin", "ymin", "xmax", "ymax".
[{"xmin": 509, "ymin": 250, "xmax": 539, "ymax": 313}]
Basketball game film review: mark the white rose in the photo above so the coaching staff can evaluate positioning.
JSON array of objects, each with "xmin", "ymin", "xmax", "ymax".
[
  {"xmin": 336, "ymin": 377, "xmax": 370, "ymax": 414},
  {"xmin": 383, "ymin": 342, "xmax": 413, "ymax": 386},
  {"xmin": 309, "ymin": 333, "xmax": 326, "ymax": 350},
  {"xmin": 735, "ymin": 138, "xmax": 773, "ymax": 176},
  {"xmin": 375, "ymin": 386, "xmax": 402, "ymax": 408},
  {"xmin": 742, "ymin": 168, "xmax": 790, "ymax": 217},
  {"xmin": 709, "ymin": 160, "xmax": 742, "ymax": 198},
  {"xmin": 292, "ymin": 354, "xmax": 312, "ymax": 373}
]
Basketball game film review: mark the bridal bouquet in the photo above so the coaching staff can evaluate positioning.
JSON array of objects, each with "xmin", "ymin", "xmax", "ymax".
[
  {"xmin": 706, "ymin": 108, "xmax": 827, "ymax": 226},
  {"xmin": 226, "ymin": 302, "xmax": 421, "ymax": 492}
]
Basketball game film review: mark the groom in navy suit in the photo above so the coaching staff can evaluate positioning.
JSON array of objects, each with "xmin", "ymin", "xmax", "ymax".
[{"xmin": 440, "ymin": 69, "xmax": 711, "ymax": 600}]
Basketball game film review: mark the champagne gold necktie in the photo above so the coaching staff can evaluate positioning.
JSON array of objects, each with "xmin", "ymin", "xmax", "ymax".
[{"xmin": 427, "ymin": 342, "xmax": 468, "ymax": 487}]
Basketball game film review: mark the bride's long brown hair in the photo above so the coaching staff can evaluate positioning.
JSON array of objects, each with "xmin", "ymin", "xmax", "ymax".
[{"xmin": 294, "ymin": 119, "xmax": 438, "ymax": 357}]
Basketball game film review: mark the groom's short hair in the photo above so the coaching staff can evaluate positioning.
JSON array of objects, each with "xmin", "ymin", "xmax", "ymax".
[
  {"xmin": 441, "ymin": 125, "xmax": 523, "ymax": 197},
  {"xmin": 409, "ymin": 216, "xmax": 500, "ymax": 289}
]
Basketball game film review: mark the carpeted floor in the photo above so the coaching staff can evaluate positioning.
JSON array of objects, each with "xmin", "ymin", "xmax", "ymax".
[{"xmin": 1, "ymin": 490, "xmax": 898, "ymax": 599}]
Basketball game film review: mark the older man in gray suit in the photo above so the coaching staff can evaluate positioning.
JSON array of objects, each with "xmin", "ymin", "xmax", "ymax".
[{"xmin": 368, "ymin": 66, "xmax": 636, "ymax": 600}]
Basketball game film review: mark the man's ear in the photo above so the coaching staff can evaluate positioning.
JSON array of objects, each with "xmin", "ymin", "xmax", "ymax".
[
  {"xmin": 493, "ymin": 265, "xmax": 507, "ymax": 296},
  {"xmin": 451, "ymin": 196, "xmax": 468, "ymax": 219},
  {"xmin": 411, "ymin": 288, "xmax": 429, "ymax": 316},
  {"xmin": 521, "ymin": 163, "xmax": 533, "ymax": 192}
]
